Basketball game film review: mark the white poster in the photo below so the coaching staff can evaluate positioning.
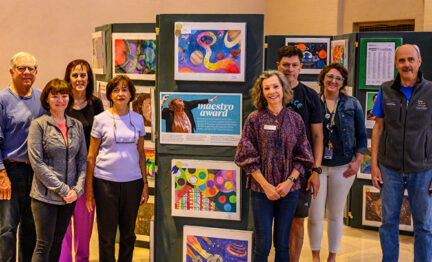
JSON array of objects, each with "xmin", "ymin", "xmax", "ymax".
[{"xmin": 365, "ymin": 42, "xmax": 395, "ymax": 86}]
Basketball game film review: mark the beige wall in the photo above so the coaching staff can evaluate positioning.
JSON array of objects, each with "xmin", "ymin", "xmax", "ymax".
[
  {"xmin": 264, "ymin": 0, "xmax": 340, "ymax": 35},
  {"xmin": 342, "ymin": 0, "xmax": 424, "ymax": 33},
  {"xmin": 0, "ymin": 0, "xmax": 265, "ymax": 91},
  {"xmin": 0, "ymin": 0, "xmax": 427, "ymax": 91}
]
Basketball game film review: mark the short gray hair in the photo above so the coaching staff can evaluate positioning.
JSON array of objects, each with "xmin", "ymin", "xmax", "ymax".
[
  {"xmin": 9, "ymin": 52, "xmax": 38, "ymax": 69},
  {"xmin": 395, "ymin": 44, "xmax": 421, "ymax": 59}
]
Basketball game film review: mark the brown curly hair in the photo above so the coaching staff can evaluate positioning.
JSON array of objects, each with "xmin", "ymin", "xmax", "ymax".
[
  {"xmin": 317, "ymin": 63, "xmax": 348, "ymax": 93},
  {"xmin": 250, "ymin": 70, "xmax": 293, "ymax": 110}
]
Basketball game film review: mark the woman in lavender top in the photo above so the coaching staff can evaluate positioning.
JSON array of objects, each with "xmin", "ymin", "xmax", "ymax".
[
  {"xmin": 235, "ymin": 70, "xmax": 314, "ymax": 262},
  {"xmin": 85, "ymin": 75, "xmax": 149, "ymax": 262}
]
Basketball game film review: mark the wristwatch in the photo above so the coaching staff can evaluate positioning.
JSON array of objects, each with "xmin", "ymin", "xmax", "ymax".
[
  {"xmin": 287, "ymin": 176, "xmax": 296, "ymax": 183},
  {"xmin": 312, "ymin": 167, "xmax": 322, "ymax": 174}
]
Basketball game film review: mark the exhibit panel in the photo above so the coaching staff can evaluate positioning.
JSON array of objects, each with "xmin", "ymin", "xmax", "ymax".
[{"xmin": 155, "ymin": 14, "xmax": 264, "ymax": 262}]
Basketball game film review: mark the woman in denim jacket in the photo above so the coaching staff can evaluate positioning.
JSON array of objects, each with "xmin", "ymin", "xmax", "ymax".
[
  {"xmin": 28, "ymin": 79, "xmax": 87, "ymax": 262},
  {"xmin": 307, "ymin": 63, "xmax": 368, "ymax": 262}
]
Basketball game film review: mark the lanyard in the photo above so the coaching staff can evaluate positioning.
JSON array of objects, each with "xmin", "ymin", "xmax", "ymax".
[{"xmin": 322, "ymin": 95, "xmax": 339, "ymax": 136}]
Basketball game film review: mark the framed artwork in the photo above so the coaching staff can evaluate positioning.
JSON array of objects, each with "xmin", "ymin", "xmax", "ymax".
[
  {"xmin": 135, "ymin": 195, "xmax": 155, "ymax": 242},
  {"xmin": 92, "ymin": 31, "xmax": 106, "ymax": 74},
  {"xmin": 365, "ymin": 92, "xmax": 379, "ymax": 129},
  {"xmin": 359, "ymin": 38, "xmax": 403, "ymax": 90},
  {"xmin": 183, "ymin": 226, "xmax": 252, "ymax": 262},
  {"xmin": 174, "ymin": 22, "xmax": 246, "ymax": 82},
  {"xmin": 285, "ymin": 37, "xmax": 330, "ymax": 74},
  {"xmin": 330, "ymin": 39, "xmax": 348, "ymax": 69},
  {"xmin": 112, "ymin": 33, "xmax": 156, "ymax": 80},
  {"xmin": 160, "ymin": 92, "xmax": 242, "ymax": 146},
  {"xmin": 131, "ymin": 85, "xmax": 155, "ymax": 141},
  {"xmin": 172, "ymin": 159, "xmax": 241, "ymax": 220},
  {"xmin": 145, "ymin": 148, "xmax": 156, "ymax": 187},
  {"xmin": 357, "ymin": 139, "xmax": 372, "ymax": 179},
  {"xmin": 96, "ymin": 81, "xmax": 110, "ymax": 110},
  {"xmin": 362, "ymin": 185, "xmax": 413, "ymax": 231}
]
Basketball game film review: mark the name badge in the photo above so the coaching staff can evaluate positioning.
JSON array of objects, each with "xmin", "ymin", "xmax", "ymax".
[{"xmin": 264, "ymin": 125, "xmax": 276, "ymax": 130}]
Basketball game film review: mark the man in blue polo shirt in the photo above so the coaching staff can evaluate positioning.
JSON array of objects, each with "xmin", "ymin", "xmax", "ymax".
[
  {"xmin": 371, "ymin": 44, "xmax": 432, "ymax": 262},
  {"xmin": 0, "ymin": 52, "xmax": 45, "ymax": 262}
]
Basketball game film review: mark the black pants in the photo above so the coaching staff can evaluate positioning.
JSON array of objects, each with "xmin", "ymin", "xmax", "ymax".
[
  {"xmin": 0, "ymin": 162, "xmax": 35, "ymax": 262},
  {"xmin": 93, "ymin": 177, "xmax": 143, "ymax": 262},
  {"xmin": 31, "ymin": 199, "xmax": 75, "ymax": 262}
]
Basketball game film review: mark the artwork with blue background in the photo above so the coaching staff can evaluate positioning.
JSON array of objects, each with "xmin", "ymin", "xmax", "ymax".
[
  {"xmin": 186, "ymin": 235, "xmax": 248, "ymax": 262},
  {"xmin": 177, "ymin": 30, "xmax": 241, "ymax": 74}
]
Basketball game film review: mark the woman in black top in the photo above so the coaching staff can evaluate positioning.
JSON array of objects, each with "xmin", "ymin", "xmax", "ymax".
[{"xmin": 59, "ymin": 59, "xmax": 104, "ymax": 262}]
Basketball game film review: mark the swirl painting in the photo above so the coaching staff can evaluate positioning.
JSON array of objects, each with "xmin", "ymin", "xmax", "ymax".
[{"xmin": 174, "ymin": 22, "xmax": 246, "ymax": 82}]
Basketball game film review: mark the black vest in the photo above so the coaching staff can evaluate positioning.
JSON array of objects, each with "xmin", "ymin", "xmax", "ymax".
[{"xmin": 379, "ymin": 72, "xmax": 432, "ymax": 173}]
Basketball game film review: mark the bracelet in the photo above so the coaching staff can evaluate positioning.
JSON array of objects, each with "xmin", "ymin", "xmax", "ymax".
[{"xmin": 144, "ymin": 181, "xmax": 148, "ymax": 184}]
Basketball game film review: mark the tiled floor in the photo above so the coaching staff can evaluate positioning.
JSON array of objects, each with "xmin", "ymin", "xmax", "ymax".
[{"xmin": 86, "ymin": 219, "xmax": 414, "ymax": 262}]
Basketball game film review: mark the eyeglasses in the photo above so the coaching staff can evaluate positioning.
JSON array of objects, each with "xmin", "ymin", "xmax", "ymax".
[
  {"xmin": 325, "ymin": 74, "xmax": 344, "ymax": 82},
  {"xmin": 112, "ymin": 112, "xmax": 137, "ymax": 144},
  {"xmin": 15, "ymin": 66, "xmax": 37, "ymax": 73}
]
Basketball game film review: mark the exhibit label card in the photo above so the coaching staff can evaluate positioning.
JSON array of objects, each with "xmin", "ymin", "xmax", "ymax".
[
  {"xmin": 160, "ymin": 92, "xmax": 242, "ymax": 146},
  {"xmin": 183, "ymin": 226, "xmax": 252, "ymax": 262},
  {"xmin": 174, "ymin": 22, "xmax": 246, "ymax": 82}
]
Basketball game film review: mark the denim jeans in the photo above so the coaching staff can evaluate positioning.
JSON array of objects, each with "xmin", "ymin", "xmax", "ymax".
[
  {"xmin": 93, "ymin": 177, "xmax": 143, "ymax": 262},
  {"xmin": 379, "ymin": 164, "xmax": 432, "ymax": 262},
  {"xmin": 251, "ymin": 189, "xmax": 299, "ymax": 262},
  {"xmin": 0, "ymin": 162, "xmax": 35, "ymax": 262},
  {"xmin": 31, "ymin": 198, "xmax": 76, "ymax": 262}
]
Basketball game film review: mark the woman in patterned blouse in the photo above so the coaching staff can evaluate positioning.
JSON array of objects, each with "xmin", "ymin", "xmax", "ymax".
[{"xmin": 235, "ymin": 70, "xmax": 314, "ymax": 262}]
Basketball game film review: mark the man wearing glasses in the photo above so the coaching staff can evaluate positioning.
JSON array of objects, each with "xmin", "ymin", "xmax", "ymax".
[
  {"xmin": 0, "ymin": 52, "xmax": 45, "ymax": 262},
  {"xmin": 276, "ymin": 45, "xmax": 323, "ymax": 262}
]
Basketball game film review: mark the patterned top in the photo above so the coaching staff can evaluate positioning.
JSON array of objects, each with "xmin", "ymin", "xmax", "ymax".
[{"xmin": 235, "ymin": 108, "xmax": 314, "ymax": 193}]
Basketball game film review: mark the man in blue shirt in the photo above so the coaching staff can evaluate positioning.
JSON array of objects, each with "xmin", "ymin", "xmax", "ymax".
[
  {"xmin": 0, "ymin": 52, "xmax": 45, "ymax": 262},
  {"xmin": 371, "ymin": 44, "xmax": 432, "ymax": 262}
]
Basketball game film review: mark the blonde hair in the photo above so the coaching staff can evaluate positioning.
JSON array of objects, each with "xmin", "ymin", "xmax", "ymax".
[{"xmin": 250, "ymin": 70, "xmax": 293, "ymax": 110}]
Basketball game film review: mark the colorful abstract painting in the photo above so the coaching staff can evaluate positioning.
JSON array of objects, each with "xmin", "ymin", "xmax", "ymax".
[
  {"xmin": 357, "ymin": 139, "xmax": 371, "ymax": 179},
  {"xmin": 330, "ymin": 39, "xmax": 348, "ymax": 69},
  {"xmin": 92, "ymin": 31, "xmax": 105, "ymax": 74},
  {"xmin": 174, "ymin": 22, "xmax": 246, "ymax": 82},
  {"xmin": 362, "ymin": 186, "xmax": 413, "ymax": 231},
  {"xmin": 145, "ymin": 148, "xmax": 156, "ymax": 181},
  {"xmin": 183, "ymin": 226, "xmax": 252, "ymax": 262},
  {"xmin": 285, "ymin": 37, "xmax": 330, "ymax": 74},
  {"xmin": 112, "ymin": 33, "xmax": 156, "ymax": 80},
  {"xmin": 172, "ymin": 159, "xmax": 241, "ymax": 220}
]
